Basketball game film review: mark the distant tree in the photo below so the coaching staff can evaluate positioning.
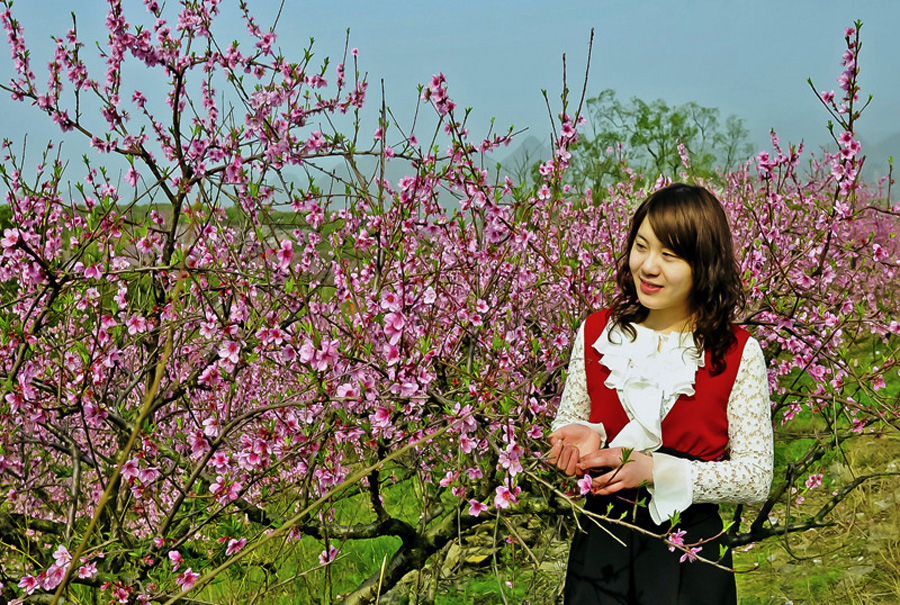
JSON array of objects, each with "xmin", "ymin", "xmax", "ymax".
[{"xmin": 569, "ymin": 89, "xmax": 753, "ymax": 191}]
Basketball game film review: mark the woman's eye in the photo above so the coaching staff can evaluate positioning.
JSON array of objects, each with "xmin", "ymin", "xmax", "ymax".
[{"xmin": 662, "ymin": 251, "xmax": 678, "ymax": 259}]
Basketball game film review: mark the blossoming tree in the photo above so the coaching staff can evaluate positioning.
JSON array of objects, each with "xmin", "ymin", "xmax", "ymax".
[{"xmin": 0, "ymin": 2, "xmax": 897, "ymax": 603}]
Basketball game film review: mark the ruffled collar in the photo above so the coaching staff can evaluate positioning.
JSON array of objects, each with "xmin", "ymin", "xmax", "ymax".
[{"xmin": 592, "ymin": 322, "xmax": 704, "ymax": 452}]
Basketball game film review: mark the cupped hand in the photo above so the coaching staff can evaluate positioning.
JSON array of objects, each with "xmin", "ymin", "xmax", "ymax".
[
  {"xmin": 577, "ymin": 447, "xmax": 654, "ymax": 495},
  {"xmin": 546, "ymin": 424, "xmax": 603, "ymax": 476}
]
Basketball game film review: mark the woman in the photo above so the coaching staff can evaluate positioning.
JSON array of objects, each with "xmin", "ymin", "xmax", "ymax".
[{"xmin": 548, "ymin": 183, "xmax": 773, "ymax": 604}]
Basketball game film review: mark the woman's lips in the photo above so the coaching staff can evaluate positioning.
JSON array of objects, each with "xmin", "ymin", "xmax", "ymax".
[{"xmin": 639, "ymin": 279, "xmax": 662, "ymax": 294}]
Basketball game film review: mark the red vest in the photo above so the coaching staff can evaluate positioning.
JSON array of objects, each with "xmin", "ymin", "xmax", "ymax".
[{"xmin": 584, "ymin": 309, "xmax": 750, "ymax": 462}]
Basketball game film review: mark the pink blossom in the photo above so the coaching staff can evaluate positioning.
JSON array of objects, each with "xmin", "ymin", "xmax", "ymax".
[
  {"xmin": 493, "ymin": 484, "xmax": 519, "ymax": 509},
  {"xmin": 210, "ymin": 475, "xmax": 242, "ymax": 503},
  {"xmin": 83, "ymin": 264, "xmax": 103, "ymax": 279},
  {"xmin": 298, "ymin": 341, "xmax": 316, "ymax": 363},
  {"xmin": 577, "ymin": 474, "xmax": 593, "ymax": 496},
  {"xmin": 318, "ymin": 545, "xmax": 340, "ymax": 565},
  {"xmin": 679, "ymin": 546, "xmax": 702, "ymax": 563},
  {"xmin": 78, "ymin": 561, "xmax": 98, "ymax": 579},
  {"xmin": 305, "ymin": 131, "xmax": 326, "ymax": 153},
  {"xmin": 42, "ymin": 563, "xmax": 66, "ymax": 590},
  {"xmin": 383, "ymin": 312, "xmax": 405, "ymax": 345},
  {"xmin": 191, "ymin": 430, "xmax": 210, "ymax": 455},
  {"xmin": 176, "ymin": 568, "xmax": 200, "ymax": 591},
  {"xmin": 439, "ymin": 471, "xmax": 455, "ymax": 487},
  {"xmin": 805, "ymin": 474, "xmax": 823, "ymax": 489},
  {"xmin": 168, "ymin": 550, "xmax": 183, "ymax": 571},
  {"xmin": 371, "ymin": 406, "xmax": 391, "ymax": 427},
  {"xmin": 468, "ymin": 500, "xmax": 488, "ymax": 517},
  {"xmin": 19, "ymin": 574, "xmax": 39, "ymax": 595},
  {"xmin": 225, "ymin": 537, "xmax": 246, "ymax": 556},
  {"xmin": 126, "ymin": 316, "xmax": 148, "ymax": 335},
  {"xmin": 380, "ymin": 290, "xmax": 401, "ymax": 311},
  {"xmin": 218, "ymin": 341, "xmax": 240, "ymax": 364},
  {"xmin": 1, "ymin": 227, "xmax": 19, "ymax": 248},
  {"xmin": 52, "ymin": 545, "xmax": 72, "ymax": 566},
  {"xmin": 666, "ymin": 528, "xmax": 686, "ymax": 552},
  {"xmin": 276, "ymin": 239, "xmax": 294, "ymax": 269},
  {"xmin": 121, "ymin": 458, "xmax": 140, "ymax": 481},
  {"xmin": 139, "ymin": 467, "xmax": 160, "ymax": 483}
]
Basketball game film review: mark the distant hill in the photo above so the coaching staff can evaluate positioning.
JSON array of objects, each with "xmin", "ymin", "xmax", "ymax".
[
  {"xmin": 491, "ymin": 135, "xmax": 548, "ymax": 183},
  {"xmin": 861, "ymin": 132, "xmax": 900, "ymax": 186}
]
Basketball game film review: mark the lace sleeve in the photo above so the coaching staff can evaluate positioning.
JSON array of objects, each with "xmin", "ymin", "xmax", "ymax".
[
  {"xmin": 690, "ymin": 337, "xmax": 774, "ymax": 503},
  {"xmin": 551, "ymin": 322, "xmax": 597, "ymax": 433}
]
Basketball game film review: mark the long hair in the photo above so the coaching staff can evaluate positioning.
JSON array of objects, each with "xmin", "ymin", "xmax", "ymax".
[{"xmin": 610, "ymin": 183, "xmax": 745, "ymax": 375}]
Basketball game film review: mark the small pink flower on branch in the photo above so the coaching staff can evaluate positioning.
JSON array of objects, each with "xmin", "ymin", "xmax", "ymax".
[
  {"xmin": 176, "ymin": 568, "xmax": 199, "ymax": 591},
  {"xmin": 275, "ymin": 239, "xmax": 294, "ymax": 270},
  {"xmin": 666, "ymin": 528, "xmax": 686, "ymax": 552},
  {"xmin": 383, "ymin": 312, "xmax": 405, "ymax": 345},
  {"xmin": 42, "ymin": 563, "xmax": 66, "ymax": 590},
  {"xmin": 1, "ymin": 228, "xmax": 19, "ymax": 249},
  {"xmin": 218, "ymin": 341, "xmax": 241, "ymax": 364},
  {"xmin": 577, "ymin": 474, "xmax": 592, "ymax": 496},
  {"xmin": 225, "ymin": 537, "xmax": 246, "ymax": 556},
  {"xmin": 78, "ymin": 561, "xmax": 98, "ymax": 579},
  {"xmin": 318, "ymin": 545, "xmax": 340, "ymax": 565},
  {"xmin": 168, "ymin": 550, "xmax": 182, "ymax": 571},
  {"xmin": 125, "ymin": 166, "xmax": 138, "ymax": 187},
  {"xmin": 121, "ymin": 458, "xmax": 140, "ymax": 481},
  {"xmin": 468, "ymin": 500, "xmax": 488, "ymax": 517},
  {"xmin": 679, "ymin": 546, "xmax": 702, "ymax": 563},
  {"xmin": 805, "ymin": 474, "xmax": 823, "ymax": 489},
  {"xmin": 18, "ymin": 574, "xmax": 39, "ymax": 595},
  {"xmin": 493, "ymin": 483, "xmax": 520, "ymax": 509},
  {"xmin": 52, "ymin": 545, "xmax": 72, "ymax": 566}
]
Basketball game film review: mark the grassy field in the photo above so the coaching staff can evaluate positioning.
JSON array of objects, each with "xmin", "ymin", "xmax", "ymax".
[{"xmin": 734, "ymin": 431, "xmax": 900, "ymax": 605}]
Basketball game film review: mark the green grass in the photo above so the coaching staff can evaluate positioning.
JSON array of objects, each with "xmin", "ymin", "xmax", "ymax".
[{"xmin": 734, "ymin": 432, "xmax": 900, "ymax": 604}]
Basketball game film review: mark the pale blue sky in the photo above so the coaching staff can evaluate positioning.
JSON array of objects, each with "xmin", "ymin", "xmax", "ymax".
[{"xmin": 1, "ymin": 1, "xmax": 898, "ymax": 165}]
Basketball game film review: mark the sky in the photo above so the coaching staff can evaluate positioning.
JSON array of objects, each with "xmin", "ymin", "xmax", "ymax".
[{"xmin": 1, "ymin": 1, "xmax": 898, "ymax": 170}]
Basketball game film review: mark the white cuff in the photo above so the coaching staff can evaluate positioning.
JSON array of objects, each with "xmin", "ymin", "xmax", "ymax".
[
  {"xmin": 568, "ymin": 420, "xmax": 608, "ymax": 446},
  {"xmin": 647, "ymin": 452, "xmax": 693, "ymax": 525}
]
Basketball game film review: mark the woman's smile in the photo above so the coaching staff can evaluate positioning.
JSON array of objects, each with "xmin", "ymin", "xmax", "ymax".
[{"xmin": 638, "ymin": 278, "xmax": 663, "ymax": 294}]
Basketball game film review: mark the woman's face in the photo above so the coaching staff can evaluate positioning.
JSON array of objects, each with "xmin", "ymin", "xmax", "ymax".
[{"xmin": 628, "ymin": 218, "xmax": 693, "ymax": 327}]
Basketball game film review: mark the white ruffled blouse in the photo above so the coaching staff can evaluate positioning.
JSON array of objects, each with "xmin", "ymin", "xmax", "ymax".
[{"xmin": 552, "ymin": 320, "xmax": 774, "ymax": 525}]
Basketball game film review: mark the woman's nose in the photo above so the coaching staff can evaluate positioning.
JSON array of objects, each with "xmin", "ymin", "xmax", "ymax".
[{"xmin": 641, "ymin": 253, "xmax": 660, "ymax": 274}]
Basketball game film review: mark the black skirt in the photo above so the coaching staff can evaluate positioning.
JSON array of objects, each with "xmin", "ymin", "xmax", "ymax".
[{"xmin": 563, "ymin": 451, "xmax": 736, "ymax": 605}]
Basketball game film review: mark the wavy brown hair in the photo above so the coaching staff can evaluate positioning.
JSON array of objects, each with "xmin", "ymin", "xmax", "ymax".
[{"xmin": 610, "ymin": 183, "xmax": 745, "ymax": 375}]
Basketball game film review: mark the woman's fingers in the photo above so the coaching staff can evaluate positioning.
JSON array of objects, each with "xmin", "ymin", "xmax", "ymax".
[
  {"xmin": 564, "ymin": 445, "xmax": 580, "ymax": 476},
  {"xmin": 557, "ymin": 443, "xmax": 574, "ymax": 473},
  {"xmin": 577, "ymin": 448, "xmax": 618, "ymax": 471},
  {"xmin": 547, "ymin": 440, "xmax": 562, "ymax": 464},
  {"xmin": 591, "ymin": 481, "xmax": 624, "ymax": 496}
]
